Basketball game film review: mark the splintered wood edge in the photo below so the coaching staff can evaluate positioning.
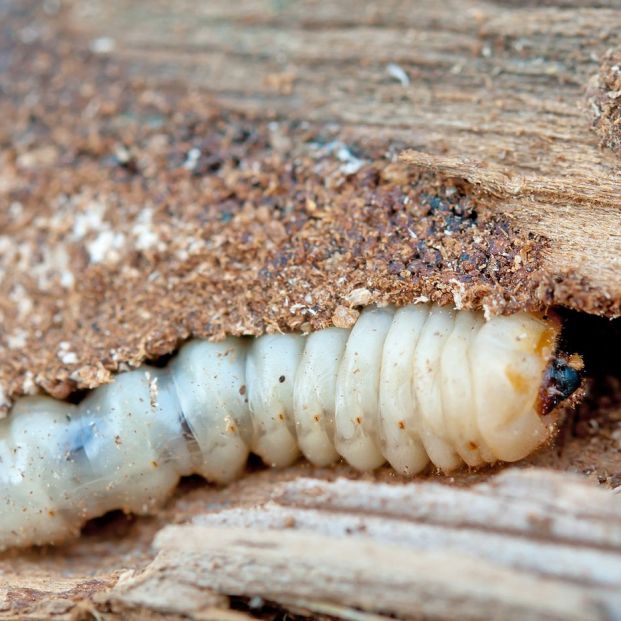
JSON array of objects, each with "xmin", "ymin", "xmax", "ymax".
[
  {"xmin": 107, "ymin": 468, "xmax": 621, "ymax": 621},
  {"xmin": 399, "ymin": 149, "xmax": 621, "ymax": 317}
]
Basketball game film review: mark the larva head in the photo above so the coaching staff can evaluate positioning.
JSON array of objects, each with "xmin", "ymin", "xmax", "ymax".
[
  {"xmin": 471, "ymin": 311, "xmax": 580, "ymax": 463},
  {"xmin": 538, "ymin": 353, "xmax": 584, "ymax": 415},
  {"xmin": 512, "ymin": 311, "xmax": 584, "ymax": 416},
  {"xmin": 500, "ymin": 311, "xmax": 583, "ymax": 418}
]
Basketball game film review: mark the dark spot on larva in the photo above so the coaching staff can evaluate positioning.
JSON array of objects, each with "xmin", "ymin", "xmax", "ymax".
[
  {"xmin": 278, "ymin": 413, "xmax": 285, "ymax": 421},
  {"xmin": 151, "ymin": 460, "xmax": 159, "ymax": 468},
  {"xmin": 538, "ymin": 353, "xmax": 584, "ymax": 415},
  {"xmin": 313, "ymin": 414, "xmax": 321, "ymax": 422},
  {"xmin": 355, "ymin": 416, "xmax": 362, "ymax": 425},
  {"xmin": 279, "ymin": 375, "xmax": 286, "ymax": 383},
  {"xmin": 398, "ymin": 420, "xmax": 405, "ymax": 429},
  {"xmin": 239, "ymin": 384, "xmax": 246, "ymax": 395},
  {"xmin": 468, "ymin": 441, "xmax": 478, "ymax": 450}
]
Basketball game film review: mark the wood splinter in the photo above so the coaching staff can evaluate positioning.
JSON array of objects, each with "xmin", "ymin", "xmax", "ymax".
[{"xmin": 108, "ymin": 470, "xmax": 621, "ymax": 621}]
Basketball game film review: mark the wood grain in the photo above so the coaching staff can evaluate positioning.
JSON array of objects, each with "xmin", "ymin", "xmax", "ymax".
[
  {"xmin": 2, "ymin": 3, "xmax": 621, "ymax": 619},
  {"xmin": 70, "ymin": 0, "xmax": 621, "ymax": 315},
  {"xmin": 108, "ymin": 469, "xmax": 621, "ymax": 621}
]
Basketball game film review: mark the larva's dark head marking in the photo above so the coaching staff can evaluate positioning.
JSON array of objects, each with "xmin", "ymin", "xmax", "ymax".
[{"xmin": 539, "ymin": 353, "xmax": 584, "ymax": 415}]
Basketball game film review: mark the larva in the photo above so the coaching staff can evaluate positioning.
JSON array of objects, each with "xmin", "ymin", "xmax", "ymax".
[{"xmin": 0, "ymin": 303, "xmax": 581, "ymax": 550}]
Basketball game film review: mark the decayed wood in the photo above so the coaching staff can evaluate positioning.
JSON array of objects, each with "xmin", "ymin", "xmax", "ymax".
[
  {"xmin": 589, "ymin": 47, "xmax": 621, "ymax": 155},
  {"xmin": 0, "ymin": 574, "xmax": 117, "ymax": 621},
  {"xmin": 400, "ymin": 150, "xmax": 621, "ymax": 310},
  {"xmin": 104, "ymin": 577, "xmax": 234, "ymax": 621},
  {"xmin": 1, "ymin": 3, "xmax": 621, "ymax": 620},
  {"xmin": 108, "ymin": 469, "xmax": 621, "ymax": 621},
  {"xmin": 4, "ymin": 1, "xmax": 621, "ymax": 402},
  {"xmin": 70, "ymin": 0, "xmax": 621, "ymax": 316}
]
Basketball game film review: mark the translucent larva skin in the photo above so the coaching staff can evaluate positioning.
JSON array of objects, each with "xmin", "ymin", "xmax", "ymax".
[{"xmin": 0, "ymin": 304, "xmax": 566, "ymax": 550}]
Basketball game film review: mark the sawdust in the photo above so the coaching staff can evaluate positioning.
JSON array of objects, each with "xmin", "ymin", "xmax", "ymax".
[
  {"xmin": 0, "ymin": 1, "xmax": 610, "ymax": 405},
  {"xmin": 0, "ymin": 3, "xmax": 550, "ymax": 405},
  {"xmin": 1, "ymin": 4, "xmax": 620, "ymax": 617}
]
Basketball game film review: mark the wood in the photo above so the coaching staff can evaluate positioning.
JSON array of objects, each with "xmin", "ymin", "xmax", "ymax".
[
  {"xmin": 69, "ymin": 0, "xmax": 621, "ymax": 317},
  {"xmin": 107, "ymin": 469, "xmax": 621, "ymax": 621},
  {"xmin": 4, "ymin": 0, "xmax": 621, "ymax": 401},
  {"xmin": 400, "ymin": 150, "xmax": 621, "ymax": 314},
  {"xmin": 1, "ymin": 2, "xmax": 621, "ymax": 620}
]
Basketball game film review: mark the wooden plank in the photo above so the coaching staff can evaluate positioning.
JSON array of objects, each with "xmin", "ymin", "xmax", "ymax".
[{"xmin": 108, "ymin": 469, "xmax": 621, "ymax": 621}]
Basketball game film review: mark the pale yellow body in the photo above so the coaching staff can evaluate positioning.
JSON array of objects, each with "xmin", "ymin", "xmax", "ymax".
[{"xmin": 0, "ymin": 304, "xmax": 560, "ymax": 549}]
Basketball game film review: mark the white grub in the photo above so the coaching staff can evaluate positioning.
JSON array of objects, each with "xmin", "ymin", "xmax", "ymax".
[{"xmin": 0, "ymin": 304, "xmax": 566, "ymax": 550}]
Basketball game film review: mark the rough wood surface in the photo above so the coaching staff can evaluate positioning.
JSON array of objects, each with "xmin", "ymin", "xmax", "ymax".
[
  {"xmin": 107, "ymin": 469, "xmax": 621, "ymax": 621},
  {"xmin": 71, "ymin": 0, "xmax": 621, "ymax": 316},
  {"xmin": 0, "ymin": 1, "xmax": 621, "ymax": 402},
  {"xmin": 588, "ymin": 47, "xmax": 621, "ymax": 155},
  {"xmin": 1, "ymin": 3, "xmax": 621, "ymax": 620},
  {"xmin": 2, "ymin": 452, "xmax": 621, "ymax": 620}
]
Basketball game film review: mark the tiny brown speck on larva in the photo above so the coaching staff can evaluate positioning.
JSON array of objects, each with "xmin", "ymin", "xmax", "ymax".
[{"xmin": 0, "ymin": 303, "xmax": 581, "ymax": 550}]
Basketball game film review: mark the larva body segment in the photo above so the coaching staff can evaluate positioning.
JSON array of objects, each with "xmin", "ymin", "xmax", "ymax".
[
  {"xmin": 246, "ymin": 334, "xmax": 305, "ymax": 468},
  {"xmin": 0, "ymin": 303, "xmax": 578, "ymax": 550},
  {"xmin": 378, "ymin": 305, "xmax": 430, "ymax": 476},
  {"xmin": 171, "ymin": 339, "xmax": 251, "ymax": 483},
  {"xmin": 293, "ymin": 328, "xmax": 348, "ymax": 467},
  {"xmin": 0, "ymin": 399, "xmax": 82, "ymax": 547},
  {"xmin": 77, "ymin": 368, "xmax": 181, "ymax": 515},
  {"xmin": 334, "ymin": 306, "xmax": 395, "ymax": 471},
  {"xmin": 413, "ymin": 305, "xmax": 462, "ymax": 472},
  {"xmin": 470, "ymin": 313, "xmax": 559, "ymax": 462},
  {"xmin": 441, "ymin": 310, "xmax": 494, "ymax": 467}
]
